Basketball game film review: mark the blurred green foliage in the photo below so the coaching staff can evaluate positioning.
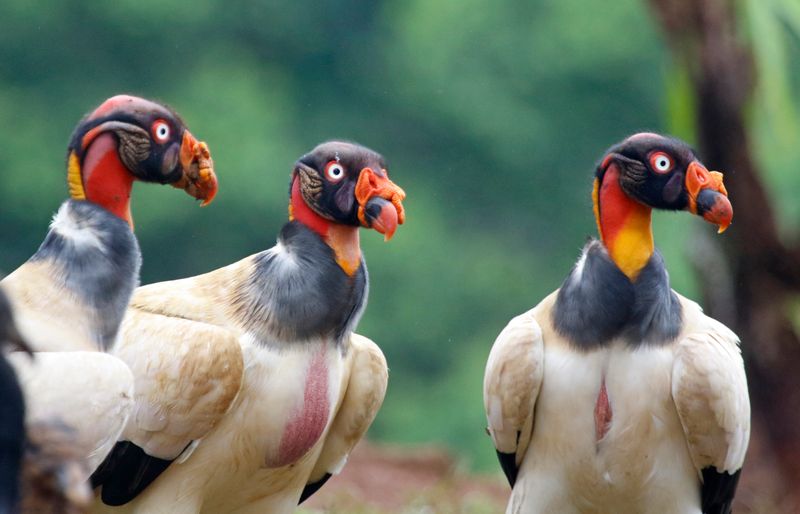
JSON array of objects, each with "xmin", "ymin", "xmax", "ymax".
[{"xmin": 0, "ymin": 0, "xmax": 796, "ymax": 474}]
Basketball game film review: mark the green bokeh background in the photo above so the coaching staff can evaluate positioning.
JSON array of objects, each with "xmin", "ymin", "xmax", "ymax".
[{"xmin": 0, "ymin": 0, "xmax": 797, "ymax": 475}]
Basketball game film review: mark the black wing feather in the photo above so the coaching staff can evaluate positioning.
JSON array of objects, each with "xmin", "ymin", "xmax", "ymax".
[
  {"xmin": 91, "ymin": 441, "xmax": 180, "ymax": 506},
  {"xmin": 701, "ymin": 467, "xmax": 741, "ymax": 514},
  {"xmin": 299, "ymin": 472, "xmax": 332, "ymax": 504},
  {"xmin": 496, "ymin": 450, "xmax": 518, "ymax": 487}
]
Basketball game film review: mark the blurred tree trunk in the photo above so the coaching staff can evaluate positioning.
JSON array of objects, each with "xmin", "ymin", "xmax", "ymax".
[{"xmin": 650, "ymin": 0, "xmax": 800, "ymax": 501}]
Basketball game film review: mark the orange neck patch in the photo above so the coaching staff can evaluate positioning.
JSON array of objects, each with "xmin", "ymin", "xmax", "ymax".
[
  {"xmin": 289, "ymin": 177, "xmax": 362, "ymax": 276},
  {"xmin": 81, "ymin": 133, "xmax": 135, "ymax": 228},
  {"xmin": 595, "ymin": 164, "xmax": 653, "ymax": 279}
]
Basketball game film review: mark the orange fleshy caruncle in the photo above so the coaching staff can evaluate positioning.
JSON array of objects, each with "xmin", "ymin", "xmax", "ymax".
[
  {"xmin": 172, "ymin": 130, "xmax": 217, "ymax": 206},
  {"xmin": 355, "ymin": 167, "xmax": 406, "ymax": 241},
  {"xmin": 685, "ymin": 161, "xmax": 732, "ymax": 233}
]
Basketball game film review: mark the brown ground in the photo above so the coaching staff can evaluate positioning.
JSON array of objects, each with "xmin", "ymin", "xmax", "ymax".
[
  {"xmin": 301, "ymin": 442, "xmax": 507, "ymax": 514},
  {"xmin": 301, "ymin": 440, "xmax": 799, "ymax": 514}
]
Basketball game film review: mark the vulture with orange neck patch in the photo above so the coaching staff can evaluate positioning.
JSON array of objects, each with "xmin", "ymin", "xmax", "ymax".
[
  {"xmin": 0, "ymin": 95, "xmax": 217, "ymax": 494},
  {"xmin": 91, "ymin": 141, "xmax": 403, "ymax": 514},
  {"xmin": 484, "ymin": 133, "xmax": 749, "ymax": 514}
]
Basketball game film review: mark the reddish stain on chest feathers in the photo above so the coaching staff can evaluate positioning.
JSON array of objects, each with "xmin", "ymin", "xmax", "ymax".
[
  {"xmin": 595, "ymin": 377, "xmax": 613, "ymax": 442},
  {"xmin": 275, "ymin": 348, "xmax": 330, "ymax": 466}
]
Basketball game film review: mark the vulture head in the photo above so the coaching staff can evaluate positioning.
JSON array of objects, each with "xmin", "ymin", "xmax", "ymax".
[
  {"xmin": 65, "ymin": 95, "xmax": 218, "ymax": 227},
  {"xmin": 291, "ymin": 141, "xmax": 406, "ymax": 241},
  {"xmin": 596, "ymin": 132, "xmax": 732, "ymax": 233}
]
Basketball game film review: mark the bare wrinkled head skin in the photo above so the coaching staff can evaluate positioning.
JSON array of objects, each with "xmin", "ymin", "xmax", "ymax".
[
  {"xmin": 597, "ymin": 132, "xmax": 732, "ymax": 232},
  {"xmin": 293, "ymin": 141, "xmax": 406, "ymax": 240},
  {"xmin": 68, "ymin": 94, "xmax": 217, "ymax": 205}
]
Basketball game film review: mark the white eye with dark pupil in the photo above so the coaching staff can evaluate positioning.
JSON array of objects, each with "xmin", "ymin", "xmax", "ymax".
[
  {"xmin": 649, "ymin": 152, "xmax": 673, "ymax": 174},
  {"xmin": 326, "ymin": 163, "xmax": 345, "ymax": 180},
  {"xmin": 153, "ymin": 122, "xmax": 170, "ymax": 142}
]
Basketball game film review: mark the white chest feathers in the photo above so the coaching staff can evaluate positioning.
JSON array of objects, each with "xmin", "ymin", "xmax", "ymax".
[{"xmin": 528, "ymin": 343, "xmax": 696, "ymax": 501}]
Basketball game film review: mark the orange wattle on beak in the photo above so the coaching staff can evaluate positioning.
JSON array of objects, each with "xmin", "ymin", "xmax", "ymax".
[
  {"xmin": 173, "ymin": 130, "xmax": 218, "ymax": 206},
  {"xmin": 355, "ymin": 167, "xmax": 406, "ymax": 241},
  {"xmin": 686, "ymin": 161, "xmax": 732, "ymax": 233}
]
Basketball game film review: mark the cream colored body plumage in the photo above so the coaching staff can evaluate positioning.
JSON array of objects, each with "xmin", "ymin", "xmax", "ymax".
[
  {"xmin": 92, "ymin": 141, "xmax": 403, "ymax": 513},
  {"xmin": 486, "ymin": 293, "xmax": 748, "ymax": 514},
  {"xmin": 93, "ymin": 255, "xmax": 388, "ymax": 514}
]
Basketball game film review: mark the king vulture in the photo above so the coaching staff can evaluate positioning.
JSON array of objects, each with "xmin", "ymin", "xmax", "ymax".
[
  {"xmin": 2, "ymin": 95, "xmax": 218, "ymax": 480},
  {"xmin": 91, "ymin": 141, "xmax": 404, "ymax": 514},
  {"xmin": 484, "ymin": 133, "xmax": 749, "ymax": 514}
]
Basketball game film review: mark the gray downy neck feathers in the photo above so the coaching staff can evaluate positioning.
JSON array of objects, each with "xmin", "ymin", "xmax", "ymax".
[
  {"xmin": 552, "ymin": 239, "xmax": 682, "ymax": 350},
  {"xmin": 233, "ymin": 220, "xmax": 368, "ymax": 346},
  {"xmin": 29, "ymin": 200, "xmax": 141, "ymax": 350}
]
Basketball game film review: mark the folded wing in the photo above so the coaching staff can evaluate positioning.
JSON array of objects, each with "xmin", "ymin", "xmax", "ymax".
[
  {"xmin": 483, "ymin": 310, "xmax": 544, "ymax": 487},
  {"xmin": 671, "ymin": 319, "xmax": 750, "ymax": 514},
  {"xmin": 91, "ymin": 275, "xmax": 244, "ymax": 506},
  {"xmin": 300, "ymin": 333, "xmax": 388, "ymax": 503}
]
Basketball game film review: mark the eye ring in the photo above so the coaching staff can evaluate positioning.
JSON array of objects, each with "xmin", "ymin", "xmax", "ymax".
[
  {"xmin": 324, "ymin": 161, "xmax": 346, "ymax": 182},
  {"xmin": 151, "ymin": 120, "xmax": 171, "ymax": 143},
  {"xmin": 649, "ymin": 151, "xmax": 673, "ymax": 174}
]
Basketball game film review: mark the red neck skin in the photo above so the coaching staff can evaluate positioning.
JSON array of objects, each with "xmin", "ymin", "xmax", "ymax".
[
  {"xmin": 82, "ymin": 133, "xmax": 135, "ymax": 228},
  {"xmin": 596, "ymin": 164, "xmax": 654, "ymax": 279},
  {"xmin": 290, "ymin": 177, "xmax": 362, "ymax": 275}
]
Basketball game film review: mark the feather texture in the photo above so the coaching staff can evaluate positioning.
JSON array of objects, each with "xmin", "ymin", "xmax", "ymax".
[
  {"xmin": 92, "ymin": 223, "xmax": 386, "ymax": 514},
  {"xmin": 487, "ymin": 291, "xmax": 749, "ymax": 513},
  {"xmin": 483, "ymin": 310, "xmax": 543, "ymax": 486}
]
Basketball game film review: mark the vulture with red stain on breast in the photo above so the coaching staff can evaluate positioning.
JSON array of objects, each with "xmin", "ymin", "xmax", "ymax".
[
  {"xmin": 91, "ymin": 141, "xmax": 404, "ymax": 514},
  {"xmin": 484, "ymin": 133, "xmax": 749, "ymax": 514}
]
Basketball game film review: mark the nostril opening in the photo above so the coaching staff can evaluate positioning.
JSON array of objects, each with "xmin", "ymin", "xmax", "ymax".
[{"xmin": 691, "ymin": 166, "xmax": 710, "ymax": 184}]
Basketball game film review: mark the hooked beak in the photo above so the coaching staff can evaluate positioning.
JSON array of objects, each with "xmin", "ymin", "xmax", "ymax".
[
  {"xmin": 686, "ymin": 161, "xmax": 732, "ymax": 233},
  {"xmin": 355, "ymin": 167, "xmax": 406, "ymax": 241},
  {"xmin": 173, "ymin": 130, "xmax": 218, "ymax": 206}
]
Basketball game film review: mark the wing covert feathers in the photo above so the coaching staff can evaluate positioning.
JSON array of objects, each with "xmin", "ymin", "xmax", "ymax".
[
  {"xmin": 114, "ymin": 309, "xmax": 244, "ymax": 460},
  {"xmin": 483, "ymin": 311, "xmax": 543, "ymax": 477},
  {"xmin": 672, "ymin": 317, "xmax": 750, "ymax": 513},
  {"xmin": 672, "ymin": 319, "xmax": 750, "ymax": 474},
  {"xmin": 304, "ymin": 334, "xmax": 388, "ymax": 491}
]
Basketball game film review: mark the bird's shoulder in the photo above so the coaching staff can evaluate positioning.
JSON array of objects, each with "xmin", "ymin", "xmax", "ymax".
[
  {"xmin": 1, "ymin": 263, "xmax": 96, "ymax": 351},
  {"xmin": 129, "ymin": 254, "xmax": 258, "ymax": 326},
  {"xmin": 670, "ymin": 292, "xmax": 749, "ymax": 473},
  {"xmin": 484, "ymin": 308, "xmax": 545, "ymax": 451}
]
